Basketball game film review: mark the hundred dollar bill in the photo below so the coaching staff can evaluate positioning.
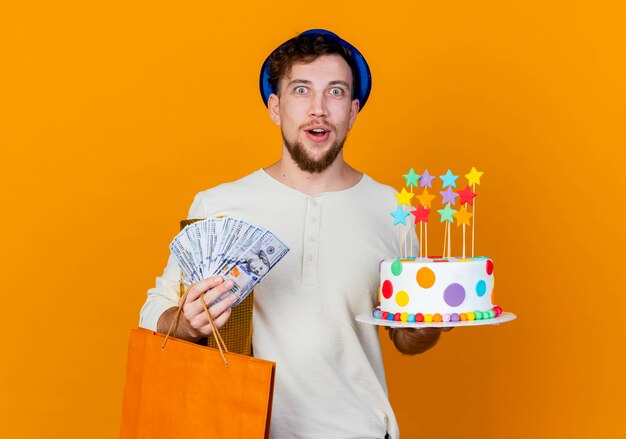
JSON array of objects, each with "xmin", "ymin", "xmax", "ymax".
[
  {"xmin": 217, "ymin": 219, "xmax": 248, "ymax": 266},
  {"xmin": 203, "ymin": 217, "xmax": 223, "ymax": 274},
  {"xmin": 184, "ymin": 222, "xmax": 204, "ymax": 278},
  {"xmin": 170, "ymin": 238, "xmax": 200, "ymax": 283},
  {"xmin": 213, "ymin": 221, "xmax": 260, "ymax": 275},
  {"xmin": 212, "ymin": 217, "xmax": 236, "ymax": 269},
  {"xmin": 215, "ymin": 230, "xmax": 289, "ymax": 306},
  {"xmin": 169, "ymin": 217, "xmax": 290, "ymax": 307}
]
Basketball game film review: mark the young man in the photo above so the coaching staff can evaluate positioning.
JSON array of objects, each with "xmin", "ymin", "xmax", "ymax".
[{"xmin": 140, "ymin": 29, "xmax": 449, "ymax": 439}]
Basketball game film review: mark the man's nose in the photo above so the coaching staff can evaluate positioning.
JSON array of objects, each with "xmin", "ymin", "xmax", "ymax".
[{"xmin": 308, "ymin": 92, "xmax": 328, "ymax": 117}]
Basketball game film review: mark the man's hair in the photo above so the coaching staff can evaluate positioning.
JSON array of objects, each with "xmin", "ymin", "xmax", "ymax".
[{"xmin": 267, "ymin": 33, "xmax": 358, "ymax": 97}]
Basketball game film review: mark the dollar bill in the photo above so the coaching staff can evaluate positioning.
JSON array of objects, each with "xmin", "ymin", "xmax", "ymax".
[
  {"xmin": 215, "ymin": 230, "xmax": 289, "ymax": 306},
  {"xmin": 168, "ymin": 217, "xmax": 289, "ymax": 307}
]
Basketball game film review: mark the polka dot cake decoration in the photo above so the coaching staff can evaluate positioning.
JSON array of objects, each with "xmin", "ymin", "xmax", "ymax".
[{"xmin": 377, "ymin": 256, "xmax": 496, "ymax": 319}]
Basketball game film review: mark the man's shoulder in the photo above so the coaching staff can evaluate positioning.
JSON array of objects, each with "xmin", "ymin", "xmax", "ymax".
[
  {"xmin": 188, "ymin": 170, "xmax": 264, "ymax": 217},
  {"xmin": 360, "ymin": 174, "xmax": 397, "ymax": 198},
  {"xmin": 195, "ymin": 170, "xmax": 262, "ymax": 199}
]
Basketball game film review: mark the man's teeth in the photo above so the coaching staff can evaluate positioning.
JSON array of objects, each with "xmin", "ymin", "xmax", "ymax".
[{"xmin": 311, "ymin": 129, "xmax": 327, "ymax": 134}]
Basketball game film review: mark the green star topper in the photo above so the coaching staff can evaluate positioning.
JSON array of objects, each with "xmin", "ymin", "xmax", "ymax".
[
  {"xmin": 402, "ymin": 168, "xmax": 420, "ymax": 187},
  {"xmin": 437, "ymin": 203, "xmax": 457, "ymax": 223}
]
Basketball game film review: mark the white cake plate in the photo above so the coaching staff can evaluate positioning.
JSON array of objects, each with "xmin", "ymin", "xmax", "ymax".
[{"xmin": 356, "ymin": 311, "xmax": 516, "ymax": 328}]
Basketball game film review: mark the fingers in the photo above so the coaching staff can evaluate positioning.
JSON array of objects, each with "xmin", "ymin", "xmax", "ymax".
[
  {"xmin": 202, "ymin": 279, "xmax": 236, "ymax": 307},
  {"xmin": 194, "ymin": 307, "xmax": 233, "ymax": 335},
  {"xmin": 211, "ymin": 306, "xmax": 233, "ymax": 330},
  {"xmin": 198, "ymin": 290, "xmax": 237, "ymax": 322},
  {"xmin": 185, "ymin": 276, "xmax": 226, "ymax": 303},
  {"xmin": 181, "ymin": 276, "xmax": 238, "ymax": 337}
]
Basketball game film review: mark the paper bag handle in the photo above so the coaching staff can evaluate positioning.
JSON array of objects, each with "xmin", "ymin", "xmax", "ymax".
[{"xmin": 162, "ymin": 284, "xmax": 230, "ymax": 367}]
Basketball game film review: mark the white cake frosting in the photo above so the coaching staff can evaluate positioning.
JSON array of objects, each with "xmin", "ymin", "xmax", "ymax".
[{"xmin": 376, "ymin": 256, "xmax": 500, "ymax": 322}]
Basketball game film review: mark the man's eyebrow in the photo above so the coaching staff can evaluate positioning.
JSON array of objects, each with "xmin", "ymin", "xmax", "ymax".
[
  {"xmin": 286, "ymin": 79, "xmax": 312, "ymax": 87},
  {"xmin": 328, "ymin": 80, "xmax": 351, "ymax": 89},
  {"xmin": 285, "ymin": 79, "xmax": 352, "ymax": 89}
]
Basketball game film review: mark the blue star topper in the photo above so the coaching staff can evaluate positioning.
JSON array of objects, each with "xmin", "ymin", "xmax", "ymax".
[
  {"xmin": 440, "ymin": 169, "xmax": 459, "ymax": 188},
  {"xmin": 390, "ymin": 206, "xmax": 411, "ymax": 225}
]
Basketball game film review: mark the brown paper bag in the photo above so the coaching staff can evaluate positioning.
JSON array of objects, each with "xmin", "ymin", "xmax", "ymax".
[{"xmin": 120, "ymin": 328, "xmax": 275, "ymax": 438}]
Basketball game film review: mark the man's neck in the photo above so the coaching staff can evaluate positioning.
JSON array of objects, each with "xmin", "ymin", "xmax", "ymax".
[{"xmin": 264, "ymin": 151, "xmax": 362, "ymax": 196}]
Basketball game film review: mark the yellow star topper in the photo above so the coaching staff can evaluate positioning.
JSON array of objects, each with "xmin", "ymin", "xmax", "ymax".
[
  {"xmin": 453, "ymin": 205, "xmax": 473, "ymax": 226},
  {"xmin": 395, "ymin": 188, "xmax": 414, "ymax": 206},
  {"xmin": 416, "ymin": 188, "xmax": 436, "ymax": 208},
  {"xmin": 465, "ymin": 167, "xmax": 484, "ymax": 186}
]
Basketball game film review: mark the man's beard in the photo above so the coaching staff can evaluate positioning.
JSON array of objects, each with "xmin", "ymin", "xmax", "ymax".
[{"xmin": 282, "ymin": 132, "xmax": 345, "ymax": 174}]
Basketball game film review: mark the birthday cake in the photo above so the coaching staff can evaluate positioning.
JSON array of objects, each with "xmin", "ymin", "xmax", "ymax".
[
  {"xmin": 375, "ymin": 256, "xmax": 502, "ymax": 323},
  {"xmin": 372, "ymin": 167, "xmax": 504, "ymax": 324}
]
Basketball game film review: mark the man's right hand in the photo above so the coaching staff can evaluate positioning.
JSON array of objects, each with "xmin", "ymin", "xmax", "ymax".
[{"xmin": 157, "ymin": 276, "xmax": 238, "ymax": 342}]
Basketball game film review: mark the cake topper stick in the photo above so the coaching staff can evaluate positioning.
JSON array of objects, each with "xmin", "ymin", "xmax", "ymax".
[
  {"xmin": 409, "ymin": 214, "xmax": 412, "ymax": 257},
  {"xmin": 465, "ymin": 167, "xmax": 483, "ymax": 257},
  {"xmin": 411, "ymin": 204, "xmax": 430, "ymax": 259},
  {"xmin": 460, "ymin": 209, "xmax": 466, "ymax": 259},
  {"xmin": 437, "ymin": 203, "xmax": 457, "ymax": 258},
  {"xmin": 391, "ymin": 205, "xmax": 410, "ymax": 258},
  {"xmin": 394, "ymin": 188, "xmax": 414, "ymax": 258},
  {"xmin": 423, "ymin": 223, "xmax": 428, "ymax": 258},
  {"xmin": 472, "ymin": 193, "xmax": 475, "ymax": 257},
  {"xmin": 416, "ymin": 188, "xmax": 435, "ymax": 259},
  {"xmin": 403, "ymin": 168, "xmax": 420, "ymax": 258},
  {"xmin": 420, "ymin": 222, "xmax": 424, "ymax": 258},
  {"xmin": 442, "ymin": 222, "xmax": 447, "ymax": 258},
  {"xmin": 447, "ymin": 223, "xmax": 452, "ymax": 257},
  {"xmin": 457, "ymin": 186, "xmax": 476, "ymax": 259},
  {"xmin": 439, "ymin": 170, "xmax": 460, "ymax": 258},
  {"xmin": 445, "ymin": 220, "xmax": 451, "ymax": 258},
  {"xmin": 402, "ymin": 225, "xmax": 410, "ymax": 258},
  {"xmin": 409, "ymin": 211, "xmax": 412, "ymax": 258},
  {"xmin": 453, "ymin": 205, "xmax": 473, "ymax": 258}
]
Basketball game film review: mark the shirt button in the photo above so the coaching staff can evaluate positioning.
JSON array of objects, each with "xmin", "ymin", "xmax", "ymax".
[
  {"xmin": 307, "ymin": 255, "xmax": 314, "ymax": 262},
  {"xmin": 311, "ymin": 217, "xmax": 317, "ymax": 223},
  {"xmin": 308, "ymin": 236, "xmax": 315, "ymax": 243},
  {"xmin": 311, "ymin": 200, "xmax": 318, "ymax": 206}
]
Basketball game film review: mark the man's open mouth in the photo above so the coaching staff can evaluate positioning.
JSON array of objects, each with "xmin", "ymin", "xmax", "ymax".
[{"xmin": 308, "ymin": 129, "xmax": 328, "ymax": 137}]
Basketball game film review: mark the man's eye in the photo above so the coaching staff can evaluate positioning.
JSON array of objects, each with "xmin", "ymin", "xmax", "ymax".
[
  {"xmin": 295, "ymin": 86, "xmax": 308, "ymax": 94},
  {"xmin": 330, "ymin": 87, "xmax": 344, "ymax": 96}
]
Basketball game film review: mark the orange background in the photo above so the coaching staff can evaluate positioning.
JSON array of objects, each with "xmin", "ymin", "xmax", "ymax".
[{"xmin": 1, "ymin": 1, "xmax": 624, "ymax": 437}]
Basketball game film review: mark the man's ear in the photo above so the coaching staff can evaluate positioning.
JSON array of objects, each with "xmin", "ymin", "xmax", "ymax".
[
  {"xmin": 268, "ymin": 93, "xmax": 281, "ymax": 126},
  {"xmin": 348, "ymin": 98, "xmax": 360, "ymax": 129}
]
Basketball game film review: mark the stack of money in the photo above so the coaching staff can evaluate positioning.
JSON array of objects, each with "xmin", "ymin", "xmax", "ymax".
[{"xmin": 170, "ymin": 218, "xmax": 289, "ymax": 307}]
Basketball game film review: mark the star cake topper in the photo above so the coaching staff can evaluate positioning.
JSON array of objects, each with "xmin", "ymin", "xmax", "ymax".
[
  {"xmin": 439, "ymin": 169, "xmax": 459, "ymax": 188},
  {"xmin": 419, "ymin": 169, "xmax": 436, "ymax": 188},
  {"xmin": 394, "ymin": 188, "xmax": 414, "ymax": 206},
  {"xmin": 390, "ymin": 206, "xmax": 411, "ymax": 225},
  {"xmin": 403, "ymin": 168, "xmax": 420, "ymax": 187},
  {"xmin": 437, "ymin": 204, "xmax": 457, "ymax": 223},
  {"xmin": 465, "ymin": 166, "xmax": 484, "ymax": 186},
  {"xmin": 411, "ymin": 205, "xmax": 431, "ymax": 223},
  {"xmin": 453, "ymin": 205, "xmax": 473, "ymax": 226},
  {"xmin": 440, "ymin": 187, "xmax": 459, "ymax": 205},
  {"xmin": 416, "ymin": 188, "xmax": 436, "ymax": 208}
]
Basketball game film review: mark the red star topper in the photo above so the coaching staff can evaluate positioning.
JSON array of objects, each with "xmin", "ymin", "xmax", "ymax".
[
  {"xmin": 411, "ymin": 205, "xmax": 431, "ymax": 223},
  {"xmin": 457, "ymin": 185, "xmax": 477, "ymax": 205}
]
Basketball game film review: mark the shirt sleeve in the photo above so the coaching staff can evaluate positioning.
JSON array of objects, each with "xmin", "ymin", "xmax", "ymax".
[
  {"xmin": 139, "ymin": 253, "xmax": 181, "ymax": 330},
  {"xmin": 138, "ymin": 193, "xmax": 206, "ymax": 330}
]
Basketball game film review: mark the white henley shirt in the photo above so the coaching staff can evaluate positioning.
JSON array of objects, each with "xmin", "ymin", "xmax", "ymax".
[{"xmin": 140, "ymin": 169, "xmax": 416, "ymax": 439}]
